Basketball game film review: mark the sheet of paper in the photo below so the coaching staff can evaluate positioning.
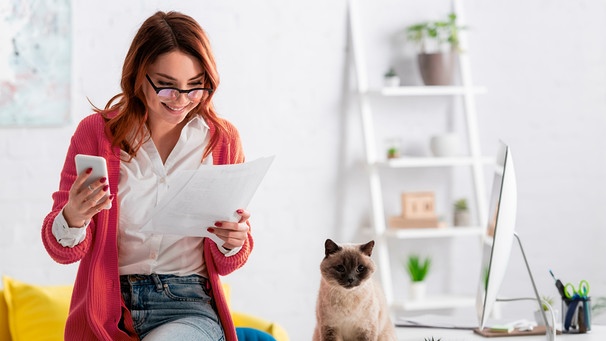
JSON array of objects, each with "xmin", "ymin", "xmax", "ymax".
[
  {"xmin": 396, "ymin": 314, "xmax": 478, "ymax": 330},
  {"xmin": 139, "ymin": 156, "xmax": 274, "ymax": 246}
]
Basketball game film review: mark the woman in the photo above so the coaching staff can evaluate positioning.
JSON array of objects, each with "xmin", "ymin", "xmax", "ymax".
[{"xmin": 41, "ymin": 11, "xmax": 252, "ymax": 341}]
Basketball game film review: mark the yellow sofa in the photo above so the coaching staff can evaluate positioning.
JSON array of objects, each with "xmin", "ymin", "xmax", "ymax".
[{"xmin": 0, "ymin": 276, "xmax": 288, "ymax": 341}]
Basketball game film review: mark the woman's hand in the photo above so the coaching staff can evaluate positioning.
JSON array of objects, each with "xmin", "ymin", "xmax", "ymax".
[
  {"xmin": 62, "ymin": 168, "xmax": 115, "ymax": 227},
  {"xmin": 207, "ymin": 209, "xmax": 250, "ymax": 250}
]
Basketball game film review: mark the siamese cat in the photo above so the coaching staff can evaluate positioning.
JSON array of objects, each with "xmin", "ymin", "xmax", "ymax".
[{"xmin": 313, "ymin": 239, "xmax": 397, "ymax": 341}]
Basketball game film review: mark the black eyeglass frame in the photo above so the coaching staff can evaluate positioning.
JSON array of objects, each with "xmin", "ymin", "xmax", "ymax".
[{"xmin": 145, "ymin": 74, "xmax": 214, "ymax": 101}]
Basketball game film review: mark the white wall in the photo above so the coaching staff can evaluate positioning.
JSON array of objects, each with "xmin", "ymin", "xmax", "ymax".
[{"xmin": 1, "ymin": 0, "xmax": 605, "ymax": 339}]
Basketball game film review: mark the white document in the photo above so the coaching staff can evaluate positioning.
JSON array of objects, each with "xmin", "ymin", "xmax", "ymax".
[
  {"xmin": 140, "ymin": 156, "xmax": 275, "ymax": 246},
  {"xmin": 395, "ymin": 314, "xmax": 478, "ymax": 330}
]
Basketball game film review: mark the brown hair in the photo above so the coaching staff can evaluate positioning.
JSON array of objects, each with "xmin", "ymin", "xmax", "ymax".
[{"xmin": 98, "ymin": 11, "xmax": 226, "ymax": 160}]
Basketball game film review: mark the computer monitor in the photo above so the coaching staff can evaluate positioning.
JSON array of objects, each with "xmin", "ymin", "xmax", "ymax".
[
  {"xmin": 475, "ymin": 142, "xmax": 555, "ymax": 340},
  {"xmin": 476, "ymin": 142, "xmax": 517, "ymax": 329}
]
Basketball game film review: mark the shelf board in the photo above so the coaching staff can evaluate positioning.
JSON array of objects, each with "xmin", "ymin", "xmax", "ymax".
[
  {"xmin": 394, "ymin": 294, "xmax": 476, "ymax": 311},
  {"xmin": 376, "ymin": 156, "xmax": 495, "ymax": 168},
  {"xmin": 384, "ymin": 226, "xmax": 484, "ymax": 239},
  {"xmin": 366, "ymin": 85, "xmax": 487, "ymax": 97}
]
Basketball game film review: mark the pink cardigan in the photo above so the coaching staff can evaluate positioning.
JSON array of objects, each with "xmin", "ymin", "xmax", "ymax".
[{"xmin": 41, "ymin": 113, "xmax": 253, "ymax": 341}]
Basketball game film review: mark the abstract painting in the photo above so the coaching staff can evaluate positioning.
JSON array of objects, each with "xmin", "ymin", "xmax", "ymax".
[{"xmin": 0, "ymin": 0, "xmax": 71, "ymax": 126}]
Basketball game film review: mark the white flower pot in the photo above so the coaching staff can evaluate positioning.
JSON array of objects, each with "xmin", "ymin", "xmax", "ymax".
[
  {"xmin": 535, "ymin": 310, "xmax": 547, "ymax": 326},
  {"xmin": 454, "ymin": 210, "xmax": 470, "ymax": 227},
  {"xmin": 430, "ymin": 133, "xmax": 459, "ymax": 157},
  {"xmin": 534, "ymin": 308, "xmax": 558, "ymax": 327},
  {"xmin": 384, "ymin": 76, "xmax": 400, "ymax": 87},
  {"xmin": 409, "ymin": 282, "xmax": 426, "ymax": 301}
]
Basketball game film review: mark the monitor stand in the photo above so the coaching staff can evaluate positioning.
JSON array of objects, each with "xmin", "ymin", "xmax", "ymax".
[{"xmin": 474, "ymin": 233, "xmax": 557, "ymax": 340}]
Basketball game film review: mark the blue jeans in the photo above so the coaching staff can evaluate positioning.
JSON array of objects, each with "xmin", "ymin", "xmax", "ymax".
[{"xmin": 120, "ymin": 274, "xmax": 225, "ymax": 341}]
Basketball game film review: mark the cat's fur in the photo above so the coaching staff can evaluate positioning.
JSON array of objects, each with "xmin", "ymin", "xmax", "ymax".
[{"xmin": 313, "ymin": 239, "xmax": 397, "ymax": 341}]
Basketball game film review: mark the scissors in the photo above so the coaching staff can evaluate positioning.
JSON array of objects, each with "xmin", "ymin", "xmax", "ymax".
[{"xmin": 564, "ymin": 279, "xmax": 590, "ymax": 299}]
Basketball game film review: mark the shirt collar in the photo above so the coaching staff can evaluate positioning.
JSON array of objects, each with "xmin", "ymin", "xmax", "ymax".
[{"xmin": 186, "ymin": 115, "xmax": 209, "ymax": 131}]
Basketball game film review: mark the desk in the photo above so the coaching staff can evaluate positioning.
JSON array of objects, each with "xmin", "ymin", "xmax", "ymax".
[{"xmin": 395, "ymin": 325, "xmax": 606, "ymax": 341}]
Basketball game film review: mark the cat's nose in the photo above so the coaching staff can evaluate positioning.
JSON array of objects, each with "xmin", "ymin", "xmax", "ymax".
[{"xmin": 347, "ymin": 277, "xmax": 355, "ymax": 284}]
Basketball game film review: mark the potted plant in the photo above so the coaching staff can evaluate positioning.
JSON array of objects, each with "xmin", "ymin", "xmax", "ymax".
[
  {"xmin": 534, "ymin": 296, "xmax": 555, "ymax": 326},
  {"xmin": 383, "ymin": 67, "xmax": 400, "ymax": 87},
  {"xmin": 405, "ymin": 254, "xmax": 431, "ymax": 300},
  {"xmin": 592, "ymin": 296, "xmax": 606, "ymax": 317},
  {"xmin": 453, "ymin": 198, "xmax": 470, "ymax": 226},
  {"xmin": 385, "ymin": 137, "xmax": 401, "ymax": 159},
  {"xmin": 387, "ymin": 146, "xmax": 399, "ymax": 159},
  {"xmin": 405, "ymin": 13, "xmax": 465, "ymax": 86}
]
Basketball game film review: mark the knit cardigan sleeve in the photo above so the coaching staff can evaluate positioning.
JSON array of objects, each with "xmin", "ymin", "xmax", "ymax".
[
  {"xmin": 41, "ymin": 114, "xmax": 117, "ymax": 264},
  {"xmin": 205, "ymin": 118, "xmax": 254, "ymax": 341},
  {"xmin": 206, "ymin": 118, "xmax": 252, "ymax": 273}
]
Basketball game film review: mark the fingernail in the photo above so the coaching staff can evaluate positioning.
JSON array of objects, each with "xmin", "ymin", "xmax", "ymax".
[
  {"xmin": 100, "ymin": 177, "xmax": 107, "ymax": 183},
  {"xmin": 86, "ymin": 168, "xmax": 92, "ymax": 174},
  {"xmin": 109, "ymin": 194, "xmax": 115, "ymax": 200},
  {"xmin": 103, "ymin": 185, "xmax": 109, "ymax": 191},
  {"xmin": 236, "ymin": 209, "xmax": 243, "ymax": 214},
  {"xmin": 207, "ymin": 228, "xmax": 215, "ymax": 233},
  {"xmin": 214, "ymin": 222, "xmax": 222, "ymax": 227}
]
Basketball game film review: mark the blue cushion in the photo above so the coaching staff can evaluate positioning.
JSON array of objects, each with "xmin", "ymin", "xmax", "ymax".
[{"xmin": 235, "ymin": 327, "xmax": 277, "ymax": 341}]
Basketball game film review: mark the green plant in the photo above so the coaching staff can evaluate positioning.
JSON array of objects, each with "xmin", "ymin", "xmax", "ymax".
[
  {"xmin": 424, "ymin": 337, "xmax": 441, "ymax": 341},
  {"xmin": 384, "ymin": 67, "xmax": 397, "ymax": 78},
  {"xmin": 405, "ymin": 254, "xmax": 431, "ymax": 282},
  {"xmin": 540, "ymin": 296, "xmax": 554, "ymax": 311},
  {"xmin": 387, "ymin": 147, "xmax": 398, "ymax": 159},
  {"xmin": 406, "ymin": 13, "xmax": 465, "ymax": 53},
  {"xmin": 454, "ymin": 198, "xmax": 468, "ymax": 212},
  {"xmin": 592, "ymin": 296, "xmax": 606, "ymax": 316},
  {"xmin": 482, "ymin": 267, "xmax": 489, "ymax": 291}
]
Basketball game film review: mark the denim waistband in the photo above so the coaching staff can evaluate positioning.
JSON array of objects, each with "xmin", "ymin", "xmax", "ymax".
[{"xmin": 120, "ymin": 274, "xmax": 208, "ymax": 291}]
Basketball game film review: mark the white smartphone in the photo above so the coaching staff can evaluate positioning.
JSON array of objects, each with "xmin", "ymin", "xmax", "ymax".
[{"xmin": 75, "ymin": 154, "xmax": 110, "ymax": 195}]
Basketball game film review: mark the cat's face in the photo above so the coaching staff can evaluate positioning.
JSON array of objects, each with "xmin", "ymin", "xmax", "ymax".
[{"xmin": 320, "ymin": 239, "xmax": 376, "ymax": 289}]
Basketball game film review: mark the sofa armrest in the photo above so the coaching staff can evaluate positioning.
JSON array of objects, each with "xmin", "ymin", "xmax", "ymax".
[
  {"xmin": 232, "ymin": 311, "xmax": 289, "ymax": 341},
  {"xmin": 0, "ymin": 289, "xmax": 11, "ymax": 341}
]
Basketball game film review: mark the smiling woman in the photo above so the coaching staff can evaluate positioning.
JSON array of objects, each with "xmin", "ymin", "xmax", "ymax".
[
  {"xmin": 143, "ymin": 51, "xmax": 210, "ymax": 148},
  {"xmin": 40, "ymin": 10, "xmax": 256, "ymax": 341}
]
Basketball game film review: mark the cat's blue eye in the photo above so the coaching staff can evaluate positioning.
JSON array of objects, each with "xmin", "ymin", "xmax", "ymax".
[
  {"xmin": 357, "ymin": 265, "xmax": 365, "ymax": 273},
  {"xmin": 336, "ymin": 265, "xmax": 345, "ymax": 273}
]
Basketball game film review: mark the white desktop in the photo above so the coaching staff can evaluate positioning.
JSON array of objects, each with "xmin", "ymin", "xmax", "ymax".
[
  {"xmin": 394, "ymin": 142, "xmax": 599, "ymax": 340},
  {"xmin": 395, "ymin": 325, "xmax": 606, "ymax": 340}
]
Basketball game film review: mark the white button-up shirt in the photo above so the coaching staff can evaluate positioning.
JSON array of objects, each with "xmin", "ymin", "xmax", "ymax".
[{"xmin": 53, "ymin": 116, "xmax": 238, "ymax": 278}]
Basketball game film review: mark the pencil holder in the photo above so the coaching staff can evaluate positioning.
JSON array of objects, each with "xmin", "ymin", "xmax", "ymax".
[{"xmin": 562, "ymin": 296, "xmax": 591, "ymax": 333}]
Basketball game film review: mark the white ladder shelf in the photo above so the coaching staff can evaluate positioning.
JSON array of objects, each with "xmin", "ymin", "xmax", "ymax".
[{"xmin": 346, "ymin": 0, "xmax": 491, "ymax": 311}]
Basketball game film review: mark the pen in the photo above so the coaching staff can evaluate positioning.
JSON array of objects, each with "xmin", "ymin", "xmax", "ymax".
[{"xmin": 549, "ymin": 269, "xmax": 566, "ymax": 299}]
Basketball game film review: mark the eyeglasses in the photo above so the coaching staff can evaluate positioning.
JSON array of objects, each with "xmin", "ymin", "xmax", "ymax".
[{"xmin": 145, "ymin": 74, "xmax": 213, "ymax": 101}]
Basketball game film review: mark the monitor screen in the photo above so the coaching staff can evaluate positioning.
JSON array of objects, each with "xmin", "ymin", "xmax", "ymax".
[{"xmin": 476, "ymin": 142, "xmax": 517, "ymax": 329}]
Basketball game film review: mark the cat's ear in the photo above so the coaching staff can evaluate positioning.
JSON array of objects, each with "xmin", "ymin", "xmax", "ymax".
[
  {"xmin": 360, "ymin": 240, "xmax": 375, "ymax": 257},
  {"xmin": 324, "ymin": 239, "xmax": 341, "ymax": 257}
]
